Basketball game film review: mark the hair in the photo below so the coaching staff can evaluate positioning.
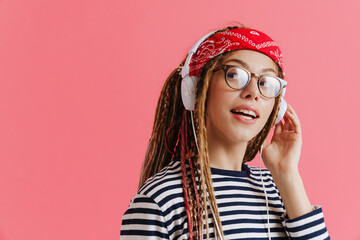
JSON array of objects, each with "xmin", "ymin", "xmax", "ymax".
[{"xmin": 138, "ymin": 26, "xmax": 284, "ymax": 239}]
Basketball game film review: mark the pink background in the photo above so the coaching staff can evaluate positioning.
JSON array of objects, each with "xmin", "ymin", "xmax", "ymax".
[{"xmin": 0, "ymin": 0, "xmax": 359, "ymax": 239}]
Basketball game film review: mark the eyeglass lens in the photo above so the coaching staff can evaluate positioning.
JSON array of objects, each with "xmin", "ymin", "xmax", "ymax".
[{"xmin": 225, "ymin": 66, "xmax": 281, "ymax": 98}]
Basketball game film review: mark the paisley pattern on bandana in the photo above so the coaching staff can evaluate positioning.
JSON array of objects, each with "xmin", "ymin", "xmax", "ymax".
[{"xmin": 189, "ymin": 28, "xmax": 284, "ymax": 77}]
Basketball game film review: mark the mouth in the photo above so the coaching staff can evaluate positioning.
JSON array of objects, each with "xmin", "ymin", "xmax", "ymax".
[{"xmin": 230, "ymin": 109, "xmax": 259, "ymax": 120}]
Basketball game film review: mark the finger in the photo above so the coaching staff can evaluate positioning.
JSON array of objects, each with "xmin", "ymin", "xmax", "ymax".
[
  {"xmin": 284, "ymin": 109, "xmax": 301, "ymax": 133},
  {"xmin": 274, "ymin": 121, "xmax": 283, "ymax": 136},
  {"xmin": 287, "ymin": 103, "xmax": 295, "ymax": 112},
  {"xmin": 286, "ymin": 104, "xmax": 300, "ymax": 122},
  {"xmin": 285, "ymin": 104, "xmax": 301, "ymax": 125},
  {"xmin": 283, "ymin": 111, "xmax": 292, "ymax": 129},
  {"xmin": 270, "ymin": 122, "xmax": 282, "ymax": 143},
  {"xmin": 283, "ymin": 108, "xmax": 296, "ymax": 130}
]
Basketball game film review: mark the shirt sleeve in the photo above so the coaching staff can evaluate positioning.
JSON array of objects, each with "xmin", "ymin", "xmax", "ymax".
[
  {"xmin": 280, "ymin": 205, "xmax": 330, "ymax": 239},
  {"xmin": 120, "ymin": 193, "xmax": 169, "ymax": 240}
]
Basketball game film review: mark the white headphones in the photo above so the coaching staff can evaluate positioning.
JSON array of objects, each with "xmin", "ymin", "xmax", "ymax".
[
  {"xmin": 180, "ymin": 31, "xmax": 287, "ymax": 125},
  {"xmin": 276, "ymin": 89, "xmax": 287, "ymax": 125}
]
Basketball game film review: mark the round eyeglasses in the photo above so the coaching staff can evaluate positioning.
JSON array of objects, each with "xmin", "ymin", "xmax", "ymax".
[{"xmin": 213, "ymin": 65, "xmax": 288, "ymax": 98}]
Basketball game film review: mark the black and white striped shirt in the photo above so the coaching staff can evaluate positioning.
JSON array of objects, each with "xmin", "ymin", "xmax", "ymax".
[{"xmin": 121, "ymin": 158, "xmax": 330, "ymax": 239}]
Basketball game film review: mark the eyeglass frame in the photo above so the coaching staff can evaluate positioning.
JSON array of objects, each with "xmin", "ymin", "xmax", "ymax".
[{"xmin": 213, "ymin": 65, "xmax": 288, "ymax": 98}]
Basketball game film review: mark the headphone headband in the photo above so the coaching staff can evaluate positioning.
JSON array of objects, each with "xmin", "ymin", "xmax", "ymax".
[{"xmin": 181, "ymin": 31, "xmax": 217, "ymax": 79}]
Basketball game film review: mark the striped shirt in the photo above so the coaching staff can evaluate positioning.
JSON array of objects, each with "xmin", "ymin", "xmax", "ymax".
[{"xmin": 121, "ymin": 158, "xmax": 330, "ymax": 239}]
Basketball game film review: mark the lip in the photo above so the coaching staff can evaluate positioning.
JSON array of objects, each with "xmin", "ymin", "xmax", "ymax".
[{"xmin": 230, "ymin": 105, "xmax": 259, "ymax": 125}]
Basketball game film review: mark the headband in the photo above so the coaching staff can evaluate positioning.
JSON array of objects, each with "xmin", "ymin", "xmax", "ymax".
[{"xmin": 188, "ymin": 28, "xmax": 284, "ymax": 77}]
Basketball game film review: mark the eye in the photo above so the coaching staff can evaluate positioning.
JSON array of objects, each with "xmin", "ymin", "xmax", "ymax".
[
  {"xmin": 259, "ymin": 77, "xmax": 281, "ymax": 97},
  {"xmin": 259, "ymin": 79, "xmax": 271, "ymax": 87},
  {"xmin": 226, "ymin": 69, "xmax": 238, "ymax": 79},
  {"xmin": 224, "ymin": 67, "xmax": 250, "ymax": 90}
]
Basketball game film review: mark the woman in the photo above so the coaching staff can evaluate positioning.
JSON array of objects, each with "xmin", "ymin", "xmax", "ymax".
[{"xmin": 120, "ymin": 26, "xmax": 330, "ymax": 240}]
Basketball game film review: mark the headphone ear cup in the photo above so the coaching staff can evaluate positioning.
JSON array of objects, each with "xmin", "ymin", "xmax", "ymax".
[
  {"xmin": 275, "ymin": 97, "xmax": 287, "ymax": 125},
  {"xmin": 181, "ymin": 75, "xmax": 198, "ymax": 111}
]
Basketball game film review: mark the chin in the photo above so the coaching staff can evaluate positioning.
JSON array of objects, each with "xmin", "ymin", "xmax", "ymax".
[
  {"xmin": 230, "ymin": 128, "xmax": 262, "ymax": 142},
  {"xmin": 228, "ymin": 133, "xmax": 256, "ymax": 144}
]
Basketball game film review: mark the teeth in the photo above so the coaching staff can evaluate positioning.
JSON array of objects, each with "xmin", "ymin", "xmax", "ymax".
[
  {"xmin": 240, "ymin": 115, "xmax": 253, "ymax": 120},
  {"xmin": 232, "ymin": 109, "xmax": 257, "ymax": 118}
]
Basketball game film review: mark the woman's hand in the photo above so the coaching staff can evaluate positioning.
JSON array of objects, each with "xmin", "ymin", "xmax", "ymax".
[
  {"xmin": 261, "ymin": 103, "xmax": 313, "ymax": 219},
  {"xmin": 261, "ymin": 103, "xmax": 302, "ymax": 176}
]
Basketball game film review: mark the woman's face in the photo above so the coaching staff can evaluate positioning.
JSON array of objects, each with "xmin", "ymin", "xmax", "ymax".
[{"xmin": 206, "ymin": 50, "xmax": 278, "ymax": 145}]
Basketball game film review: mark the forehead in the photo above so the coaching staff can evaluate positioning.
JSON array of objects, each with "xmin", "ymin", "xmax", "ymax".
[{"xmin": 221, "ymin": 50, "xmax": 279, "ymax": 74}]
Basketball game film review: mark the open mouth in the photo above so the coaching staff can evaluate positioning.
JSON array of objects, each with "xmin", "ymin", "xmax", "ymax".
[{"xmin": 230, "ymin": 109, "xmax": 259, "ymax": 119}]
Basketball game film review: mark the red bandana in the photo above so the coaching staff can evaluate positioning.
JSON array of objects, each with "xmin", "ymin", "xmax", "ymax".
[{"xmin": 189, "ymin": 28, "xmax": 284, "ymax": 77}]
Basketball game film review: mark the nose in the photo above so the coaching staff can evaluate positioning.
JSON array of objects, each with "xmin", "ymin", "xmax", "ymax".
[{"xmin": 239, "ymin": 74, "xmax": 260, "ymax": 100}]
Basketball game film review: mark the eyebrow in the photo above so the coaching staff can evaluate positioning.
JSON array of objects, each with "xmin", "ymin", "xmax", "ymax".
[{"xmin": 224, "ymin": 59, "xmax": 278, "ymax": 75}]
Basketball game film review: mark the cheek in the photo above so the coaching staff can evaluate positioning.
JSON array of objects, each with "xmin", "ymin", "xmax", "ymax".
[
  {"xmin": 207, "ymin": 80, "xmax": 222, "ymax": 109},
  {"xmin": 262, "ymin": 99, "xmax": 276, "ymax": 123},
  {"xmin": 206, "ymin": 81, "xmax": 230, "ymax": 122}
]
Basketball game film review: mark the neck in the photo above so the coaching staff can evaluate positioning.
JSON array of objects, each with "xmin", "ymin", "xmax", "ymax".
[{"xmin": 206, "ymin": 125, "xmax": 247, "ymax": 172}]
